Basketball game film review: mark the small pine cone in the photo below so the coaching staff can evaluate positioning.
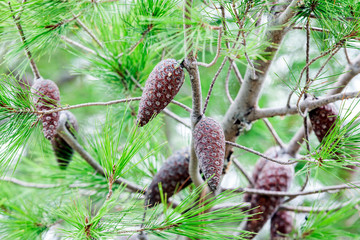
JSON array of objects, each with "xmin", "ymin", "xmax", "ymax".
[
  {"xmin": 193, "ymin": 117, "xmax": 225, "ymax": 191},
  {"xmin": 309, "ymin": 103, "xmax": 338, "ymax": 143},
  {"xmin": 145, "ymin": 149, "xmax": 191, "ymax": 208},
  {"xmin": 137, "ymin": 59, "xmax": 185, "ymax": 127},
  {"xmin": 245, "ymin": 152, "xmax": 294, "ymax": 239},
  {"xmin": 271, "ymin": 210, "xmax": 293, "ymax": 240},
  {"xmin": 51, "ymin": 111, "xmax": 79, "ymax": 169},
  {"xmin": 31, "ymin": 79, "xmax": 61, "ymax": 140},
  {"xmin": 243, "ymin": 147, "xmax": 278, "ymax": 203}
]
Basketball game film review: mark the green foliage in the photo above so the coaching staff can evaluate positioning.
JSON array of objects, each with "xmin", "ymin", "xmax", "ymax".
[
  {"xmin": 88, "ymin": 107, "xmax": 164, "ymax": 183},
  {"xmin": 0, "ymin": 74, "xmax": 36, "ymax": 174},
  {"xmin": 299, "ymin": 199, "xmax": 359, "ymax": 239}
]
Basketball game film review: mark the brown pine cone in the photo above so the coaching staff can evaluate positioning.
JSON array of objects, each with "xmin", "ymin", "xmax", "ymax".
[
  {"xmin": 31, "ymin": 79, "xmax": 61, "ymax": 140},
  {"xmin": 137, "ymin": 59, "xmax": 185, "ymax": 127},
  {"xmin": 309, "ymin": 103, "xmax": 338, "ymax": 143},
  {"xmin": 244, "ymin": 151, "xmax": 294, "ymax": 239},
  {"xmin": 271, "ymin": 210, "xmax": 293, "ymax": 240},
  {"xmin": 145, "ymin": 149, "xmax": 191, "ymax": 208},
  {"xmin": 243, "ymin": 147, "xmax": 277, "ymax": 203},
  {"xmin": 193, "ymin": 117, "xmax": 225, "ymax": 191},
  {"xmin": 51, "ymin": 111, "xmax": 79, "ymax": 169}
]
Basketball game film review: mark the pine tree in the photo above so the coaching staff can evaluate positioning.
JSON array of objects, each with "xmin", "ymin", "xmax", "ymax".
[{"xmin": 0, "ymin": 0, "xmax": 360, "ymax": 239}]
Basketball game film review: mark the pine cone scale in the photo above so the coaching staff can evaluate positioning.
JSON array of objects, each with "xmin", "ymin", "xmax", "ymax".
[{"xmin": 137, "ymin": 59, "xmax": 184, "ymax": 126}]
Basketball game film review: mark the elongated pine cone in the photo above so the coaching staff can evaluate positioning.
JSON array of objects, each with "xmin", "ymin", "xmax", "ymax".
[
  {"xmin": 137, "ymin": 59, "xmax": 185, "ymax": 127},
  {"xmin": 51, "ymin": 111, "xmax": 79, "ymax": 169},
  {"xmin": 193, "ymin": 117, "xmax": 225, "ymax": 191},
  {"xmin": 243, "ymin": 147, "xmax": 277, "ymax": 202},
  {"xmin": 244, "ymin": 151, "xmax": 294, "ymax": 239},
  {"xmin": 145, "ymin": 149, "xmax": 191, "ymax": 208},
  {"xmin": 309, "ymin": 103, "xmax": 338, "ymax": 142},
  {"xmin": 271, "ymin": 210, "xmax": 293, "ymax": 240},
  {"xmin": 31, "ymin": 79, "xmax": 60, "ymax": 140}
]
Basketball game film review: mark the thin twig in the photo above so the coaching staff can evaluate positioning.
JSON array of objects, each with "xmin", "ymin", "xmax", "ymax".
[
  {"xmin": 61, "ymin": 35, "xmax": 97, "ymax": 55},
  {"xmin": 117, "ymin": 25, "xmax": 153, "ymax": 58},
  {"xmin": 279, "ymin": 201, "xmax": 354, "ymax": 213},
  {"xmin": 344, "ymin": 47, "xmax": 352, "ymax": 65},
  {"xmin": 203, "ymin": 57, "xmax": 228, "ymax": 113},
  {"xmin": 231, "ymin": 60, "xmax": 243, "ymax": 84},
  {"xmin": 8, "ymin": 2, "xmax": 41, "ymax": 80},
  {"xmin": 57, "ymin": 115, "xmax": 144, "ymax": 193},
  {"xmin": 292, "ymin": 26, "xmax": 330, "ymax": 33},
  {"xmin": 251, "ymin": 90, "xmax": 360, "ymax": 120},
  {"xmin": 196, "ymin": 26, "xmax": 222, "ymax": 68},
  {"xmin": 1, "ymin": 176, "xmax": 90, "ymax": 189},
  {"xmin": 225, "ymin": 60, "xmax": 234, "ymax": 103},
  {"xmin": 26, "ymin": 97, "xmax": 192, "ymax": 115},
  {"xmin": 162, "ymin": 109, "xmax": 191, "ymax": 128},
  {"xmin": 223, "ymin": 181, "xmax": 360, "ymax": 197},
  {"xmin": 313, "ymin": 45, "xmax": 342, "ymax": 81},
  {"xmin": 76, "ymin": 17, "xmax": 104, "ymax": 48},
  {"xmin": 225, "ymin": 141, "xmax": 297, "ymax": 165},
  {"xmin": 262, "ymin": 118, "xmax": 285, "ymax": 148},
  {"xmin": 233, "ymin": 159, "xmax": 254, "ymax": 187},
  {"xmin": 183, "ymin": 0, "xmax": 205, "ymax": 194},
  {"xmin": 44, "ymin": 14, "xmax": 80, "ymax": 30}
]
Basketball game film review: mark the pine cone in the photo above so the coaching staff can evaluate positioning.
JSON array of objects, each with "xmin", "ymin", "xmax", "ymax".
[
  {"xmin": 193, "ymin": 117, "xmax": 225, "ymax": 191},
  {"xmin": 145, "ymin": 149, "xmax": 191, "ymax": 208},
  {"xmin": 137, "ymin": 59, "xmax": 185, "ymax": 127},
  {"xmin": 31, "ymin": 79, "xmax": 61, "ymax": 140},
  {"xmin": 271, "ymin": 210, "xmax": 293, "ymax": 240},
  {"xmin": 243, "ymin": 147, "xmax": 277, "ymax": 203},
  {"xmin": 51, "ymin": 111, "xmax": 79, "ymax": 169},
  {"xmin": 244, "ymin": 151, "xmax": 294, "ymax": 239},
  {"xmin": 309, "ymin": 103, "xmax": 338, "ymax": 143}
]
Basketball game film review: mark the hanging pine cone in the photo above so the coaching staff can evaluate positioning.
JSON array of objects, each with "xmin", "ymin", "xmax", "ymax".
[
  {"xmin": 145, "ymin": 149, "xmax": 191, "ymax": 208},
  {"xmin": 244, "ymin": 151, "xmax": 294, "ymax": 239},
  {"xmin": 137, "ymin": 59, "xmax": 185, "ymax": 127},
  {"xmin": 270, "ymin": 210, "xmax": 293, "ymax": 240},
  {"xmin": 193, "ymin": 117, "xmax": 225, "ymax": 191},
  {"xmin": 243, "ymin": 147, "xmax": 277, "ymax": 203},
  {"xmin": 309, "ymin": 103, "xmax": 338, "ymax": 143},
  {"xmin": 31, "ymin": 79, "xmax": 60, "ymax": 140},
  {"xmin": 51, "ymin": 111, "xmax": 79, "ymax": 169}
]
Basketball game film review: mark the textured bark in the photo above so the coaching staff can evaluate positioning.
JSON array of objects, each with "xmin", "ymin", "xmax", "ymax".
[{"xmin": 221, "ymin": 0, "xmax": 297, "ymax": 168}]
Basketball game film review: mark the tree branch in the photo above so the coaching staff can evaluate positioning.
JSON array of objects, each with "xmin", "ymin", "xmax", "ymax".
[
  {"xmin": 75, "ymin": 17, "xmax": 104, "ymax": 48},
  {"xmin": 196, "ymin": 26, "xmax": 222, "ymax": 68},
  {"xmin": 233, "ymin": 159, "xmax": 254, "ymax": 187},
  {"xmin": 251, "ymin": 91, "xmax": 360, "ymax": 120},
  {"xmin": 9, "ymin": 1, "xmax": 42, "ymax": 80},
  {"xmin": 225, "ymin": 141, "xmax": 297, "ymax": 165},
  {"xmin": 262, "ymin": 118, "xmax": 285, "ymax": 148},
  {"xmin": 286, "ymin": 54, "xmax": 360, "ymax": 155},
  {"xmin": 223, "ymin": 181, "xmax": 360, "ymax": 197},
  {"xmin": 61, "ymin": 35, "xmax": 97, "ymax": 55},
  {"xmin": 222, "ymin": 0, "xmax": 297, "ymax": 165},
  {"xmin": 1, "ymin": 176, "xmax": 89, "ymax": 189},
  {"xmin": 203, "ymin": 57, "xmax": 227, "ymax": 113},
  {"xmin": 57, "ymin": 115, "xmax": 144, "ymax": 193},
  {"xmin": 23, "ymin": 97, "xmax": 191, "ymax": 115}
]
